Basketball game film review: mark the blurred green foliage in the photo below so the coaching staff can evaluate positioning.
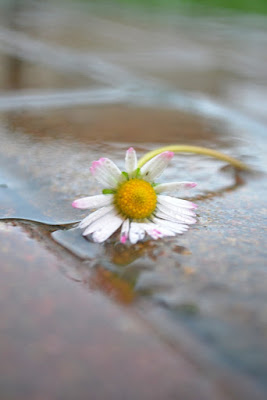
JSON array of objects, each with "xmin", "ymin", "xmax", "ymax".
[{"xmin": 85, "ymin": 0, "xmax": 267, "ymax": 15}]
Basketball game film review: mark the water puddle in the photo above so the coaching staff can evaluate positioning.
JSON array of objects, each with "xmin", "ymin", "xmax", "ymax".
[
  {"xmin": 0, "ymin": 106, "xmax": 245, "ymax": 224},
  {"xmin": 0, "ymin": 146, "xmax": 83, "ymax": 224}
]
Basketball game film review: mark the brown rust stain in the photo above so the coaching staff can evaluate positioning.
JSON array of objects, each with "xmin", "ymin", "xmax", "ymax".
[{"xmin": 7, "ymin": 105, "xmax": 225, "ymax": 144}]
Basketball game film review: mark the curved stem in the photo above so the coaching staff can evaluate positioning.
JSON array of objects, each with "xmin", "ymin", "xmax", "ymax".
[{"xmin": 137, "ymin": 145, "xmax": 249, "ymax": 170}]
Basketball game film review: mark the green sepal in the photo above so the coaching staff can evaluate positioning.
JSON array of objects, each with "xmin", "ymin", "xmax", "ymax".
[
  {"xmin": 134, "ymin": 167, "xmax": 141, "ymax": 178},
  {"xmin": 102, "ymin": 189, "xmax": 116, "ymax": 194},
  {"xmin": 121, "ymin": 171, "xmax": 129, "ymax": 180}
]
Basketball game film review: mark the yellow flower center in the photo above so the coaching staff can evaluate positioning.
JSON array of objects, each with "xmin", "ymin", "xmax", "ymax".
[{"xmin": 115, "ymin": 178, "xmax": 157, "ymax": 219}]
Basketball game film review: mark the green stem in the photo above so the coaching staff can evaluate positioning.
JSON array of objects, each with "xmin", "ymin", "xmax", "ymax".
[{"xmin": 137, "ymin": 145, "xmax": 249, "ymax": 170}]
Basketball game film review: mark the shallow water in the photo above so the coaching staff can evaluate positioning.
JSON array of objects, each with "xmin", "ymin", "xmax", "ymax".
[{"xmin": 0, "ymin": 1, "xmax": 266, "ymax": 399}]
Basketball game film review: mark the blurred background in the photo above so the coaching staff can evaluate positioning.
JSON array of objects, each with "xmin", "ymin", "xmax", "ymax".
[{"xmin": 1, "ymin": 0, "xmax": 267, "ymax": 122}]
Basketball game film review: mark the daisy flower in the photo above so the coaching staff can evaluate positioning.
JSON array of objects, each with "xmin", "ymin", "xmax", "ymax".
[{"xmin": 72, "ymin": 148, "xmax": 197, "ymax": 244}]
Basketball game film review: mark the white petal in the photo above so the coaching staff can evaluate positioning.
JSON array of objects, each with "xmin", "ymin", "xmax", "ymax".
[
  {"xmin": 152, "ymin": 217, "xmax": 189, "ymax": 234},
  {"xmin": 142, "ymin": 224, "xmax": 162, "ymax": 240},
  {"xmin": 155, "ymin": 226, "xmax": 176, "ymax": 237},
  {"xmin": 79, "ymin": 205, "xmax": 114, "ymax": 229},
  {"xmin": 120, "ymin": 219, "xmax": 130, "ymax": 243},
  {"xmin": 137, "ymin": 222, "xmax": 175, "ymax": 239},
  {"xmin": 92, "ymin": 215, "xmax": 124, "ymax": 243},
  {"xmin": 155, "ymin": 182, "xmax": 197, "ymax": 193},
  {"xmin": 158, "ymin": 195, "xmax": 198, "ymax": 210},
  {"xmin": 155, "ymin": 209, "xmax": 196, "ymax": 225},
  {"xmin": 140, "ymin": 151, "xmax": 174, "ymax": 182},
  {"xmin": 156, "ymin": 202, "xmax": 196, "ymax": 217},
  {"xmin": 90, "ymin": 157, "xmax": 122, "ymax": 187},
  {"xmin": 129, "ymin": 222, "xmax": 145, "ymax": 244},
  {"xmin": 91, "ymin": 169, "xmax": 116, "ymax": 188},
  {"xmin": 72, "ymin": 194, "xmax": 113, "ymax": 210},
  {"xmin": 82, "ymin": 208, "xmax": 118, "ymax": 236},
  {"xmin": 90, "ymin": 159, "xmax": 117, "ymax": 187},
  {"xmin": 125, "ymin": 147, "xmax": 137, "ymax": 176}
]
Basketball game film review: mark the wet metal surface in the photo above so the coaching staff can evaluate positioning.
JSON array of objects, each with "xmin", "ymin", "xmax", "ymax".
[
  {"xmin": 0, "ymin": 0, "xmax": 267, "ymax": 398},
  {"xmin": 2, "ymin": 224, "xmax": 226, "ymax": 400}
]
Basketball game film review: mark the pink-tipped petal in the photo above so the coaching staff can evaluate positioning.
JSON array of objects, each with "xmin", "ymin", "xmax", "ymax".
[
  {"xmin": 149, "ymin": 228, "xmax": 163, "ymax": 240},
  {"xmin": 150, "ymin": 226, "xmax": 176, "ymax": 239},
  {"xmin": 120, "ymin": 218, "xmax": 130, "ymax": 243},
  {"xmin": 135, "ymin": 222, "xmax": 175, "ymax": 240},
  {"xmin": 141, "ymin": 151, "xmax": 174, "ymax": 181},
  {"xmin": 187, "ymin": 182, "xmax": 197, "ymax": 188},
  {"xmin": 155, "ymin": 182, "xmax": 197, "ymax": 193},
  {"xmin": 120, "ymin": 235, "xmax": 127, "ymax": 244},
  {"xmin": 125, "ymin": 147, "xmax": 137, "ymax": 175},
  {"xmin": 90, "ymin": 157, "xmax": 122, "ymax": 187}
]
